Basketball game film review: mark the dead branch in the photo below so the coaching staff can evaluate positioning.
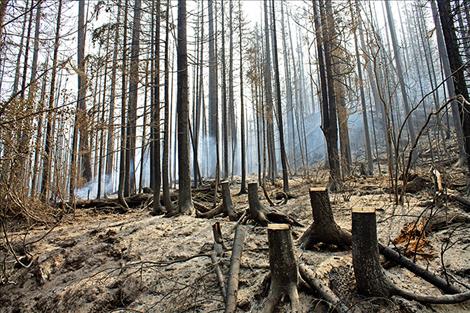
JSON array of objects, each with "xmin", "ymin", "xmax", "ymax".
[{"xmin": 224, "ymin": 225, "xmax": 246, "ymax": 313}]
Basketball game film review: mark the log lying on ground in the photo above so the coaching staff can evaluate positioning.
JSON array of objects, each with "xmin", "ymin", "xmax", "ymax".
[
  {"xmin": 225, "ymin": 225, "xmax": 246, "ymax": 313},
  {"xmin": 446, "ymin": 194, "xmax": 470, "ymax": 213},
  {"xmin": 72, "ymin": 192, "xmax": 178, "ymax": 212},
  {"xmin": 211, "ymin": 222, "xmax": 226, "ymax": 300},
  {"xmin": 299, "ymin": 188, "xmax": 351, "ymax": 249},
  {"xmin": 298, "ymin": 263, "xmax": 349, "ymax": 313},
  {"xmin": 262, "ymin": 224, "xmax": 300, "ymax": 313},
  {"xmin": 352, "ymin": 207, "xmax": 470, "ymax": 304},
  {"xmin": 247, "ymin": 183, "xmax": 302, "ymax": 227},
  {"xmin": 378, "ymin": 243, "xmax": 461, "ymax": 294}
]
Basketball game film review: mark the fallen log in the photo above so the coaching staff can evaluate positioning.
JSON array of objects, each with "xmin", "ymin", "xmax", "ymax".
[
  {"xmin": 224, "ymin": 225, "xmax": 246, "ymax": 313},
  {"xmin": 447, "ymin": 194, "xmax": 470, "ymax": 213},
  {"xmin": 71, "ymin": 191, "xmax": 178, "ymax": 212},
  {"xmin": 211, "ymin": 222, "xmax": 226, "ymax": 300},
  {"xmin": 247, "ymin": 183, "xmax": 302, "ymax": 227},
  {"xmin": 378, "ymin": 242, "xmax": 461, "ymax": 294},
  {"xmin": 298, "ymin": 263, "xmax": 349, "ymax": 313}
]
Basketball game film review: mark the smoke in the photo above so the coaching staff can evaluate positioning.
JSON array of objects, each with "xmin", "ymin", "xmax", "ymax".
[{"xmin": 75, "ymin": 144, "xmax": 150, "ymax": 200}]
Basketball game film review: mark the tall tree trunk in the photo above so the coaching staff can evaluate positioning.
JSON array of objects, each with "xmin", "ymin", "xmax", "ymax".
[
  {"xmin": 97, "ymin": 32, "xmax": 110, "ymax": 199},
  {"xmin": 24, "ymin": 0, "xmax": 43, "ymax": 193},
  {"xmin": 357, "ymin": 2, "xmax": 394, "ymax": 184},
  {"xmin": 78, "ymin": 0, "xmax": 92, "ymax": 185},
  {"xmin": 280, "ymin": 1, "xmax": 295, "ymax": 174},
  {"xmin": 436, "ymin": 0, "xmax": 470, "ymax": 179},
  {"xmin": 263, "ymin": 0, "xmax": 276, "ymax": 184},
  {"xmin": 31, "ymin": 58, "xmax": 49, "ymax": 197},
  {"xmin": 40, "ymin": 0, "xmax": 62, "ymax": 201},
  {"xmin": 384, "ymin": 0, "xmax": 418, "ymax": 163},
  {"xmin": 239, "ymin": 0, "xmax": 247, "ymax": 194},
  {"xmin": 162, "ymin": 1, "xmax": 173, "ymax": 212},
  {"xmin": 431, "ymin": 0, "xmax": 466, "ymax": 161},
  {"xmin": 125, "ymin": 0, "xmax": 142, "ymax": 196},
  {"xmin": 229, "ymin": 0, "xmax": 237, "ymax": 177},
  {"xmin": 221, "ymin": 0, "xmax": 229, "ymax": 179},
  {"xmin": 105, "ymin": 1, "xmax": 122, "ymax": 195},
  {"xmin": 175, "ymin": 0, "xmax": 193, "ymax": 215},
  {"xmin": 118, "ymin": 0, "xmax": 129, "ymax": 205},
  {"xmin": 208, "ymin": 0, "xmax": 219, "ymax": 178},
  {"xmin": 318, "ymin": 0, "xmax": 341, "ymax": 190},
  {"xmin": 152, "ymin": 0, "xmax": 163, "ymax": 215},
  {"xmin": 270, "ymin": 0, "xmax": 289, "ymax": 193},
  {"xmin": 350, "ymin": 0, "xmax": 373, "ymax": 175}
]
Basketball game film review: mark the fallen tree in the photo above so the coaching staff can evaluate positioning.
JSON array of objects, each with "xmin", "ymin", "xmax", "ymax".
[
  {"xmin": 298, "ymin": 263, "xmax": 349, "ymax": 313},
  {"xmin": 224, "ymin": 224, "xmax": 246, "ymax": 313}
]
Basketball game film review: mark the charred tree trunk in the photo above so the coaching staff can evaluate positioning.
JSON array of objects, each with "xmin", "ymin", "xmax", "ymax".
[
  {"xmin": 299, "ymin": 188, "xmax": 351, "ymax": 249},
  {"xmin": 174, "ymin": 0, "xmax": 193, "ymax": 215},
  {"xmin": 238, "ymin": 0, "xmax": 247, "ymax": 195},
  {"xmin": 40, "ymin": 0, "xmax": 62, "ymax": 201},
  {"xmin": 105, "ymin": 0, "xmax": 122, "ymax": 194},
  {"xmin": 262, "ymin": 224, "xmax": 299, "ymax": 313},
  {"xmin": 247, "ymin": 183, "xmax": 300, "ymax": 227},
  {"xmin": 162, "ymin": 1, "xmax": 173, "ymax": 212},
  {"xmin": 152, "ymin": 0, "xmax": 163, "ymax": 215},
  {"xmin": 270, "ymin": 0, "xmax": 289, "ymax": 194},
  {"xmin": 436, "ymin": 0, "xmax": 470, "ymax": 179},
  {"xmin": 352, "ymin": 208, "xmax": 470, "ymax": 303}
]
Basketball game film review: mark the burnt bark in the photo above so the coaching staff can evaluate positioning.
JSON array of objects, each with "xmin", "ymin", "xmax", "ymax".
[
  {"xmin": 352, "ymin": 208, "xmax": 470, "ymax": 303},
  {"xmin": 225, "ymin": 224, "xmax": 246, "ymax": 313},
  {"xmin": 247, "ymin": 183, "xmax": 301, "ymax": 227},
  {"xmin": 299, "ymin": 188, "xmax": 351, "ymax": 249},
  {"xmin": 262, "ymin": 224, "xmax": 299, "ymax": 313}
]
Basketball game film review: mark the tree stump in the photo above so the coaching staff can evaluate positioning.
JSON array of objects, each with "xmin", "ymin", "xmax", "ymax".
[
  {"xmin": 248, "ymin": 182, "xmax": 270, "ymax": 226},
  {"xmin": 352, "ymin": 207, "xmax": 394, "ymax": 297},
  {"xmin": 221, "ymin": 181, "xmax": 237, "ymax": 221},
  {"xmin": 262, "ymin": 224, "xmax": 299, "ymax": 313},
  {"xmin": 352, "ymin": 207, "xmax": 470, "ymax": 303},
  {"xmin": 299, "ymin": 188, "xmax": 351, "ymax": 249},
  {"xmin": 196, "ymin": 181, "xmax": 238, "ymax": 220},
  {"xmin": 248, "ymin": 182, "xmax": 301, "ymax": 227}
]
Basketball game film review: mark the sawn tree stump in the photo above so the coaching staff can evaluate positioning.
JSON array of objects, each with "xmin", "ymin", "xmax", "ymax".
[
  {"xmin": 262, "ymin": 224, "xmax": 300, "ymax": 313},
  {"xmin": 299, "ymin": 187, "xmax": 351, "ymax": 249},
  {"xmin": 352, "ymin": 207, "xmax": 470, "ymax": 304}
]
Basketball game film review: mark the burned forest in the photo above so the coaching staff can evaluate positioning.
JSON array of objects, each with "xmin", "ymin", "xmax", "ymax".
[{"xmin": 2, "ymin": 0, "xmax": 470, "ymax": 312}]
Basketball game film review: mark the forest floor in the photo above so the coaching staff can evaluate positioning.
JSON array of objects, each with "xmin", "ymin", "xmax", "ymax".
[{"xmin": 1, "ymin": 166, "xmax": 470, "ymax": 313}]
